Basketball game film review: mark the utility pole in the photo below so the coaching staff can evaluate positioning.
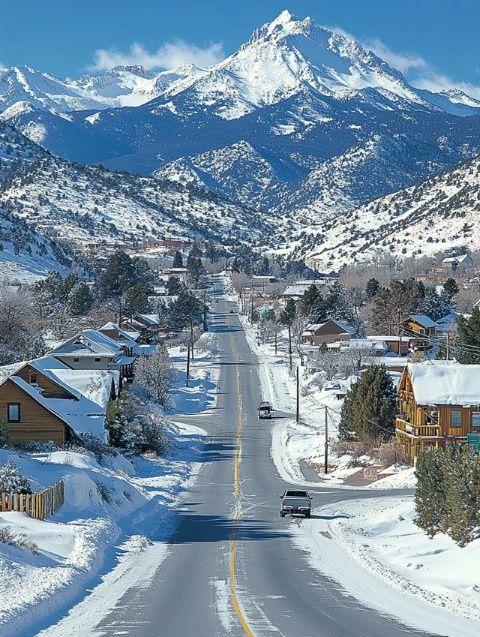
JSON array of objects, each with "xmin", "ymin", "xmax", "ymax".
[
  {"xmin": 203, "ymin": 290, "xmax": 207, "ymax": 332},
  {"xmin": 288, "ymin": 325, "xmax": 292, "ymax": 370},
  {"xmin": 186, "ymin": 342, "xmax": 191, "ymax": 387},
  {"xmin": 190, "ymin": 319, "xmax": 195, "ymax": 361},
  {"xmin": 446, "ymin": 331, "xmax": 450, "ymax": 360},
  {"xmin": 274, "ymin": 332, "xmax": 278, "ymax": 356},
  {"xmin": 296, "ymin": 366, "xmax": 300, "ymax": 423},
  {"xmin": 324, "ymin": 405, "xmax": 329, "ymax": 475},
  {"xmin": 250, "ymin": 295, "xmax": 254, "ymax": 323}
]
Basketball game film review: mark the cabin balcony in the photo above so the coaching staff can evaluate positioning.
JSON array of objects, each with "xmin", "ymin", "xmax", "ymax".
[{"xmin": 395, "ymin": 418, "xmax": 440, "ymax": 438}]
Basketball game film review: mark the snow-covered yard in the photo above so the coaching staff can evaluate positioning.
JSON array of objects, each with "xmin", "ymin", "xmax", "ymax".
[
  {"xmin": 0, "ymin": 420, "xmax": 205, "ymax": 636},
  {"xmin": 293, "ymin": 496, "xmax": 480, "ymax": 636}
]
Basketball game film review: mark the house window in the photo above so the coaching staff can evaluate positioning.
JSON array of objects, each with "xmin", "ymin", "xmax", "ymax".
[
  {"xmin": 472, "ymin": 412, "xmax": 480, "ymax": 428},
  {"xmin": 7, "ymin": 403, "xmax": 21, "ymax": 422},
  {"xmin": 30, "ymin": 374, "xmax": 37, "ymax": 384},
  {"xmin": 451, "ymin": 410, "xmax": 462, "ymax": 428},
  {"xmin": 94, "ymin": 357, "xmax": 101, "ymax": 363},
  {"xmin": 427, "ymin": 410, "xmax": 438, "ymax": 424},
  {"xmin": 73, "ymin": 357, "xmax": 80, "ymax": 363}
]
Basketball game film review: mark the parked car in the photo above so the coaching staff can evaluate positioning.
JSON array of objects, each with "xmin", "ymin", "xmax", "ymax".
[
  {"xmin": 280, "ymin": 490, "xmax": 312, "ymax": 517},
  {"xmin": 258, "ymin": 401, "xmax": 272, "ymax": 419}
]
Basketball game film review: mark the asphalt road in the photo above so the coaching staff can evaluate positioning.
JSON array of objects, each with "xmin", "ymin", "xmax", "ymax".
[{"xmin": 93, "ymin": 280, "xmax": 433, "ymax": 637}]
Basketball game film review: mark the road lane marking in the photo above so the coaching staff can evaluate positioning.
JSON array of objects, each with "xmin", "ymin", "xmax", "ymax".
[{"xmin": 228, "ymin": 330, "xmax": 256, "ymax": 637}]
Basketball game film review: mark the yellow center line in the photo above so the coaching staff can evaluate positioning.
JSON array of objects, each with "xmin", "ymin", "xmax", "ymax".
[{"xmin": 228, "ymin": 329, "xmax": 255, "ymax": 637}]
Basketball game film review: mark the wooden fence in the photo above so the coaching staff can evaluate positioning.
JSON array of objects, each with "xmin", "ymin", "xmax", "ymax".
[{"xmin": 0, "ymin": 479, "xmax": 64, "ymax": 520}]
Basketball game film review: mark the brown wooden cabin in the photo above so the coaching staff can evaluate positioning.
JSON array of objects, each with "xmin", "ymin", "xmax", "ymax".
[
  {"xmin": 396, "ymin": 362, "xmax": 480, "ymax": 463},
  {"xmin": 0, "ymin": 364, "xmax": 78, "ymax": 445}
]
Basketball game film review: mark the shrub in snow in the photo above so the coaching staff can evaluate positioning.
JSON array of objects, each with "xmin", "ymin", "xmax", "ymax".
[
  {"xmin": 95, "ymin": 481, "xmax": 112, "ymax": 504},
  {"xmin": 0, "ymin": 419, "xmax": 9, "ymax": 448},
  {"xmin": 0, "ymin": 462, "xmax": 31, "ymax": 494},
  {"xmin": 0, "ymin": 526, "xmax": 14, "ymax": 543},
  {"xmin": 14, "ymin": 440, "xmax": 57, "ymax": 453},
  {"xmin": 77, "ymin": 434, "xmax": 117, "ymax": 462},
  {"xmin": 0, "ymin": 526, "xmax": 38, "ymax": 554},
  {"xmin": 125, "ymin": 404, "xmax": 170, "ymax": 456}
]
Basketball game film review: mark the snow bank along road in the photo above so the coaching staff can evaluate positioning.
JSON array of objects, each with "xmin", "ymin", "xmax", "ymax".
[{"xmin": 40, "ymin": 281, "xmax": 462, "ymax": 636}]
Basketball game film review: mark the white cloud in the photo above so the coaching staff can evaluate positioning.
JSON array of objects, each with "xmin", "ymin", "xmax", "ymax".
[
  {"xmin": 90, "ymin": 40, "xmax": 225, "ymax": 72},
  {"xmin": 364, "ymin": 37, "xmax": 427, "ymax": 74},
  {"xmin": 328, "ymin": 25, "xmax": 480, "ymax": 100},
  {"xmin": 412, "ymin": 72, "xmax": 480, "ymax": 100}
]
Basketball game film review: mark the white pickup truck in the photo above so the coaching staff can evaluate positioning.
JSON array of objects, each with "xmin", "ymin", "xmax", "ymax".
[{"xmin": 279, "ymin": 490, "xmax": 312, "ymax": 518}]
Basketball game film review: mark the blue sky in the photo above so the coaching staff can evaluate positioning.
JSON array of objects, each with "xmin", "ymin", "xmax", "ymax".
[{"xmin": 1, "ymin": 0, "xmax": 479, "ymax": 95}]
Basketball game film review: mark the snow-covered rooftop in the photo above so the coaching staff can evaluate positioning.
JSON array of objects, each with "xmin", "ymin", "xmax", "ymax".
[
  {"xmin": 408, "ymin": 361, "xmax": 480, "ymax": 407},
  {"xmin": 10, "ymin": 376, "xmax": 108, "ymax": 439},
  {"xmin": 409, "ymin": 315, "xmax": 438, "ymax": 329}
]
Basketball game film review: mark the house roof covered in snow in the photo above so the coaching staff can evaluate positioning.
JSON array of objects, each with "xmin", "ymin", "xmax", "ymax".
[
  {"xmin": 9, "ymin": 376, "xmax": 108, "ymax": 439},
  {"xmin": 442, "ymin": 254, "xmax": 472, "ymax": 264},
  {"xmin": 50, "ymin": 368, "xmax": 120, "ymax": 410},
  {"xmin": 407, "ymin": 361, "xmax": 480, "ymax": 407},
  {"xmin": 135, "ymin": 313, "xmax": 161, "ymax": 326},
  {"xmin": 409, "ymin": 315, "xmax": 438, "ymax": 329},
  {"xmin": 51, "ymin": 329, "xmax": 124, "ymax": 356},
  {"xmin": 328, "ymin": 339, "xmax": 388, "ymax": 352}
]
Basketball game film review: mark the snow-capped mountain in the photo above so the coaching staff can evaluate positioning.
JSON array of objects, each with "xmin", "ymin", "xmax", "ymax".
[
  {"xmin": 294, "ymin": 155, "xmax": 480, "ymax": 270},
  {"xmin": 0, "ymin": 63, "xmax": 204, "ymax": 114},
  {"xmin": 2, "ymin": 10, "xmax": 480, "ymax": 259},
  {"xmin": 3, "ymin": 10, "xmax": 474, "ymax": 217}
]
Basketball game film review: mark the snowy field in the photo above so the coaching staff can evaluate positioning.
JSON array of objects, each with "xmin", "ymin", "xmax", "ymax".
[{"xmin": 293, "ymin": 497, "xmax": 480, "ymax": 636}]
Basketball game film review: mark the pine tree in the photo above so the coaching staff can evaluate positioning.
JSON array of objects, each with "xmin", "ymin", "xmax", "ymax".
[
  {"xmin": 443, "ymin": 278, "xmax": 459, "ymax": 298},
  {"xmin": 301, "ymin": 285, "xmax": 321, "ymax": 316},
  {"xmin": 172, "ymin": 251, "xmax": 183, "ymax": 268},
  {"xmin": 457, "ymin": 307, "xmax": 480, "ymax": 363},
  {"xmin": 418, "ymin": 287, "xmax": 452, "ymax": 321},
  {"xmin": 123, "ymin": 283, "xmax": 152, "ymax": 316},
  {"xmin": 414, "ymin": 448, "xmax": 446, "ymax": 537},
  {"xmin": 366, "ymin": 277, "xmax": 380, "ymax": 299},
  {"xmin": 67, "ymin": 282, "xmax": 94, "ymax": 316},
  {"xmin": 443, "ymin": 446, "xmax": 480, "ymax": 547},
  {"xmin": 0, "ymin": 462, "xmax": 31, "ymax": 494},
  {"xmin": 339, "ymin": 365, "xmax": 396, "ymax": 443}
]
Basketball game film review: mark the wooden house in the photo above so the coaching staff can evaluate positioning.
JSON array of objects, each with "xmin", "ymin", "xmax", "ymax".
[
  {"xmin": 396, "ymin": 361, "xmax": 480, "ymax": 463},
  {"xmin": 301, "ymin": 319, "xmax": 355, "ymax": 346},
  {"xmin": 0, "ymin": 357, "xmax": 118, "ymax": 445}
]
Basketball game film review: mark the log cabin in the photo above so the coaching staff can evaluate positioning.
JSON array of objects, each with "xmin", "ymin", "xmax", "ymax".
[
  {"xmin": 396, "ymin": 361, "xmax": 480, "ymax": 463},
  {"xmin": 0, "ymin": 357, "xmax": 119, "ymax": 445}
]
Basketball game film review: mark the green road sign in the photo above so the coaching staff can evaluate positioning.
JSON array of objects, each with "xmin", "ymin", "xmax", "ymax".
[{"xmin": 467, "ymin": 432, "xmax": 480, "ymax": 450}]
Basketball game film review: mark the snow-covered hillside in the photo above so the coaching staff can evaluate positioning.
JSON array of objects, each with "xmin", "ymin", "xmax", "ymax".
[
  {"xmin": 0, "ymin": 124, "xmax": 70, "ymax": 281},
  {"xmin": 0, "ymin": 154, "xmax": 268, "ymax": 248},
  {"xmin": 295, "ymin": 155, "xmax": 480, "ymax": 270},
  {"xmin": 0, "ymin": 122, "xmax": 46, "ymax": 182}
]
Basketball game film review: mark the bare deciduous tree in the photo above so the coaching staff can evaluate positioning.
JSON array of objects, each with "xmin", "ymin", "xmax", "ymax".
[{"xmin": 134, "ymin": 344, "xmax": 174, "ymax": 407}]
